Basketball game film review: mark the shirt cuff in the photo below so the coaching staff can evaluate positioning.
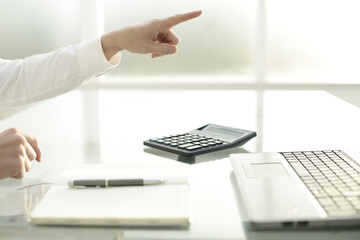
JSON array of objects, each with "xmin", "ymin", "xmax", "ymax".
[{"xmin": 75, "ymin": 36, "xmax": 120, "ymax": 78}]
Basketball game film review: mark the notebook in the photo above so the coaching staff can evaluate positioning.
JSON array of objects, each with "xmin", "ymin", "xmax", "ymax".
[
  {"xmin": 230, "ymin": 150, "xmax": 360, "ymax": 229},
  {"xmin": 30, "ymin": 163, "xmax": 190, "ymax": 226}
]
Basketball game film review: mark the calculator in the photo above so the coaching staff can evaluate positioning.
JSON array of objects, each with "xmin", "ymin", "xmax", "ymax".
[{"xmin": 143, "ymin": 124, "xmax": 257, "ymax": 157}]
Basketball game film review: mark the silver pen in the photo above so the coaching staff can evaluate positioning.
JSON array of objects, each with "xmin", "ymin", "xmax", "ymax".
[{"xmin": 68, "ymin": 178, "xmax": 164, "ymax": 188}]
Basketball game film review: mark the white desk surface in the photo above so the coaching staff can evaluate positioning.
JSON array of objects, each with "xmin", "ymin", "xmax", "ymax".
[{"xmin": 0, "ymin": 89, "xmax": 360, "ymax": 240}]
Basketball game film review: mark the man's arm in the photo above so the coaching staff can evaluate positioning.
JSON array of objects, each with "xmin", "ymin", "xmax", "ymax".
[
  {"xmin": 0, "ymin": 10, "xmax": 201, "ymax": 107},
  {"xmin": 0, "ymin": 10, "xmax": 201, "ymax": 180},
  {"xmin": 0, "ymin": 37, "xmax": 115, "ymax": 106}
]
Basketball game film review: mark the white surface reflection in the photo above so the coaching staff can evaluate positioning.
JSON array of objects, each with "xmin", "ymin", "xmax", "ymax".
[
  {"xmin": 262, "ymin": 91, "xmax": 360, "ymax": 151},
  {"xmin": 0, "ymin": 89, "xmax": 359, "ymax": 239}
]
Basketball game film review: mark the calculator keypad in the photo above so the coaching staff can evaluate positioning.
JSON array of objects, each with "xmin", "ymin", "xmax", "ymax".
[
  {"xmin": 144, "ymin": 124, "xmax": 257, "ymax": 157},
  {"xmin": 150, "ymin": 134, "xmax": 227, "ymax": 151}
]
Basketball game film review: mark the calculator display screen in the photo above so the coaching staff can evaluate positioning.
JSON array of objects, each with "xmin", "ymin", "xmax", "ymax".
[{"xmin": 204, "ymin": 126, "xmax": 245, "ymax": 137}]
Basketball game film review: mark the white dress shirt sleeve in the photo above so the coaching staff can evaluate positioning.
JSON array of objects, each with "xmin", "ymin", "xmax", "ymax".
[{"xmin": 0, "ymin": 37, "xmax": 119, "ymax": 106}]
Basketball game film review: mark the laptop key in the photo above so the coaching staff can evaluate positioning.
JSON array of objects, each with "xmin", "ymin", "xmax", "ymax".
[
  {"xmin": 327, "ymin": 209, "xmax": 357, "ymax": 216},
  {"xmin": 324, "ymin": 187, "xmax": 341, "ymax": 197},
  {"xmin": 289, "ymin": 162, "xmax": 311, "ymax": 177},
  {"xmin": 318, "ymin": 197, "xmax": 335, "ymax": 206},
  {"xmin": 343, "ymin": 191, "xmax": 360, "ymax": 197}
]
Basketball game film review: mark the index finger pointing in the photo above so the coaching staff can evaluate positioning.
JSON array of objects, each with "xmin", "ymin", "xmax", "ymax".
[{"xmin": 162, "ymin": 10, "xmax": 202, "ymax": 29}]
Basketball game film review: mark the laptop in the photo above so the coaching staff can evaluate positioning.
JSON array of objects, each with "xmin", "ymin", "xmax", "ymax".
[{"xmin": 230, "ymin": 150, "xmax": 360, "ymax": 229}]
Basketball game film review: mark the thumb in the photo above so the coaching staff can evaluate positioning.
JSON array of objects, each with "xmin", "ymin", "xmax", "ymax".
[{"xmin": 149, "ymin": 43, "xmax": 177, "ymax": 56}]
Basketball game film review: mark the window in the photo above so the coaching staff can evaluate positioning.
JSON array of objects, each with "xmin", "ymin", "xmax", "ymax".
[
  {"xmin": 267, "ymin": 0, "xmax": 360, "ymax": 84},
  {"xmin": 2, "ymin": 0, "xmax": 359, "ymax": 85},
  {"xmin": 104, "ymin": 0, "xmax": 256, "ymax": 81},
  {"xmin": 1, "ymin": 0, "xmax": 359, "ymax": 159},
  {"xmin": 0, "ymin": 0, "xmax": 83, "ymax": 59}
]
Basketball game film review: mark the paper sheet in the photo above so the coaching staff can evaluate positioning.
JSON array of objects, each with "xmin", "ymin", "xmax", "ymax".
[{"xmin": 31, "ymin": 163, "xmax": 190, "ymax": 226}]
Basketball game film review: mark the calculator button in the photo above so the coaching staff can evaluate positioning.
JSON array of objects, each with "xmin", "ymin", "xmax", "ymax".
[
  {"xmin": 186, "ymin": 145, "xmax": 202, "ymax": 150},
  {"xmin": 156, "ymin": 139, "xmax": 165, "ymax": 143},
  {"xmin": 178, "ymin": 143, "xmax": 194, "ymax": 149},
  {"xmin": 163, "ymin": 141, "xmax": 171, "ymax": 145},
  {"xmin": 200, "ymin": 144, "xmax": 210, "ymax": 147},
  {"xmin": 170, "ymin": 143, "xmax": 179, "ymax": 146}
]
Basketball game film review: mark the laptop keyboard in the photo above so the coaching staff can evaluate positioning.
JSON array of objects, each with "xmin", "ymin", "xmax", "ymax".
[{"xmin": 282, "ymin": 150, "xmax": 360, "ymax": 217}]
